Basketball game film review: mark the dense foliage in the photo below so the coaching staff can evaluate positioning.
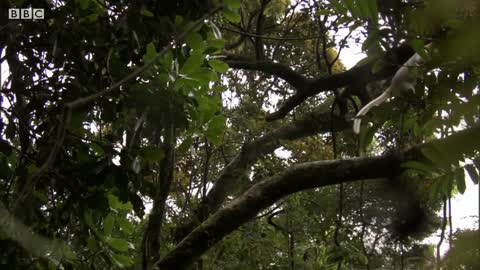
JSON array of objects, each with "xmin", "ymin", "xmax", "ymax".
[{"xmin": 0, "ymin": 0, "xmax": 479, "ymax": 269}]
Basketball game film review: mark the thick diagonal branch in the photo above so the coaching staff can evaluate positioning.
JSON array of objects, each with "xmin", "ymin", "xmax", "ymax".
[
  {"xmin": 157, "ymin": 125, "xmax": 480, "ymax": 270},
  {"xmin": 174, "ymin": 110, "xmax": 349, "ymax": 240}
]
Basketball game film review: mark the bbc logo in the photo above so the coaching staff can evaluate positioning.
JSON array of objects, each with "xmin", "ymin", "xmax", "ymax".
[{"xmin": 8, "ymin": 8, "xmax": 44, "ymax": 20}]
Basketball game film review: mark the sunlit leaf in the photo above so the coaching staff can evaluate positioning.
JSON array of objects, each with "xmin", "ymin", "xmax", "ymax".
[
  {"xmin": 143, "ymin": 42, "xmax": 157, "ymax": 63},
  {"xmin": 409, "ymin": 39, "xmax": 429, "ymax": 59},
  {"xmin": 103, "ymin": 213, "xmax": 115, "ymax": 236},
  {"xmin": 223, "ymin": 10, "xmax": 241, "ymax": 23},
  {"xmin": 186, "ymin": 33, "xmax": 205, "ymax": 52},
  {"xmin": 105, "ymin": 237, "xmax": 130, "ymax": 252},
  {"xmin": 111, "ymin": 253, "xmax": 134, "ymax": 268},
  {"xmin": 107, "ymin": 193, "xmax": 134, "ymax": 211},
  {"xmin": 208, "ymin": 59, "xmax": 229, "ymax": 73},
  {"xmin": 117, "ymin": 216, "xmax": 134, "ymax": 235},
  {"xmin": 61, "ymin": 244, "xmax": 77, "ymax": 261},
  {"xmin": 206, "ymin": 115, "xmax": 226, "ymax": 145},
  {"xmin": 180, "ymin": 53, "xmax": 205, "ymax": 74}
]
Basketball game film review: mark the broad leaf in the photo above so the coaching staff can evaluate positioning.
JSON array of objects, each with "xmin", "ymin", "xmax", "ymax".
[
  {"xmin": 208, "ymin": 59, "xmax": 229, "ymax": 73},
  {"xmin": 105, "ymin": 237, "xmax": 130, "ymax": 252},
  {"xmin": 103, "ymin": 213, "xmax": 115, "ymax": 236}
]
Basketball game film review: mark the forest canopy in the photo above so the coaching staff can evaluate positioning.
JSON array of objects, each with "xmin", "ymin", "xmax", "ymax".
[{"xmin": 0, "ymin": 0, "xmax": 479, "ymax": 269}]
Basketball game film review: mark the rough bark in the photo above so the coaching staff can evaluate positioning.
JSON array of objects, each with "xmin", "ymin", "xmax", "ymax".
[
  {"xmin": 157, "ymin": 125, "xmax": 480, "ymax": 269},
  {"xmin": 174, "ymin": 110, "xmax": 350, "ymax": 241}
]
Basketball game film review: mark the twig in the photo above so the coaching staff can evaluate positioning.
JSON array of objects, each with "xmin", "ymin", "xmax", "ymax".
[{"xmin": 221, "ymin": 26, "xmax": 335, "ymax": 41}]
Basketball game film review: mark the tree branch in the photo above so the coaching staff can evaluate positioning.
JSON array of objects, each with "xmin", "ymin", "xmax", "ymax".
[
  {"xmin": 223, "ymin": 44, "xmax": 415, "ymax": 121},
  {"xmin": 156, "ymin": 125, "xmax": 480, "ymax": 269},
  {"xmin": 224, "ymin": 54, "xmax": 312, "ymax": 90},
  {"xmin": 174, "ymin": 109, "xmax": 350, "ymax": 241}
]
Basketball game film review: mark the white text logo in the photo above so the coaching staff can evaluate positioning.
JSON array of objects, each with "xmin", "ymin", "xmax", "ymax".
[{"xmin": 8, "ymin": 8, "xmax": 45, "ymax": 20}]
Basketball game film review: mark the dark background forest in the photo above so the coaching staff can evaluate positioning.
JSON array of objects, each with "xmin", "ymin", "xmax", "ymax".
[{"xmin": 0, "ymin": 0, "xmax": 479, "ymax": 269}]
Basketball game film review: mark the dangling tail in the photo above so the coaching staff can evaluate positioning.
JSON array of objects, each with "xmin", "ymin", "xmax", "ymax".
[{"xmin": 353, "ymin": 87, "xmax": 392, "ymax": 134}]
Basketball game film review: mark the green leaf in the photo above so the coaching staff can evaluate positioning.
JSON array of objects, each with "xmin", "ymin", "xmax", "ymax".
[
  {"xmin": 196, "ymin": 95, "xmax": 221, "ymax": 123},
  {"xmin": 344, "ymin": 0, "xmax": 359, "ymax": 18},
  {"xmin": 103, "ymin": 213, "xmax": 115, "ymax": 236},
  {"xmin": 61, "ymin": 244, "xmax": 78, "ymax": 261},
  {"xmin": 105, "ymin": 237, "xmax": 130, "ymax": 252},
  {"xmin": 84, "ymin": 211, "xmax": 95, "ymax": 229},
  {"xmin": 180, "ymin": 54, "xmax": 204, "ymax": 74},
  {"xmin": 33, "ymin": 191, "xmax": 49, "ymax": 203},
  {"xmin": 409, "ymin": 39, "xmax": 429, "ymax": 60},
  {"xmin": 175, "ymin": 15, "xmax": 183, "ymax": 26},
  {"xmin": 455, "ymin": 168, "xmax": 466, "ymax": 194},
  {"xmin": 159, "ymin": 50, "xmax": 173, "ymax": 70},
  {"xmin": 111, "ymin": 253, "xmax": 134, "ymax": 268},
  {"xmin": 349, "ymin": 20, "xmax": 363, "ymax": 32},
  {"xmin": 225, "ymin": 0, "xmax": 241, "ymax": 9},
  {"xmin": 356, "ymin": 0, "xmax": 369, "ymax": 18},
  {"xmin": 329, "ymin": 0, "xmax": 347, "ymax": 14},
  {"xmin": 223, "ymin": 10, "xmax": 241, "ymax": 23},
  {"xmin": 85, "ymin": 13, "xmax": 99, "ymax": 22},
  {"xmin": 421, "ymin": 145, "xmax": 450, "ymax": 171},
  {"xmin": 206, "ymin": 115, "xmax": 226, "ymax": 145},
  {"xmin": 358, "ymin": 254, "xmax": 368, "ymax": 265},
  {"xmin": 27, "ymin": 164, "xmax": 39, "ymax": 174},
  {"xmin": 207, "ymin": 38, "xmax": 225, "ymax": 50},
  {"xmin": 48, "ymin": 260, "xmax": 56, "ymax": 270},
  {"xmin": 429, "ymin": 174, "xmax": 450, "ymax": 200},
  {"xmin": 208, "ymin": 59, "xmax": 229, "ymax": 73},
  {"xmin": 143, "ymin": 42, "xmax": 157, "ymax": 63},
  {"xmin": 140, "ymin": 8, "xmax": 154, "ymax": 17},
  {"xmin": 141, "ymin": 146, "xmax": 165, "ymax": 162},
  {"xmin": 87, "ymin": 235, "xmax": 98, "ymax": 250},
  {"xmin": 117, "ymin": 216, "xmax": 134, "ymax": 235},
  {"xmin": 362, "ymin": 29, "xmax": 380, "ymax": 52},
  {"xmin": 359, "ymin": 123, "xmax": 377, "ymax": 152},
  {"xmin": 315, "ymin": 10, "xmax": 330, "ymax": 16},
  {"xmin": 188, "ymin": 68, "xmax": 219, "ymax": 85},
  {"xmin": 177, "ymin": 135, "xmax": 193, "ymax": 155},
  {"xmin": 106, "ymin": 193, "xmax": 134, "ymax": 211},
  {"xmin": 401, "ymin": 161, "xmax": 434, "ymax": 176},
  {"xmin": 90, "ymin": 142, "xmax": 105, "ymax": 156},
  {"xmin": 186, "ymin": 33, "xmax": 205, "ymax": 52},
  {"xmin": 366, "ymin": 0, "xmax": 378, "ymax": 24},
  {"xmin": 76, "ymin": 0, "xmax": 89, "ymax": 10},
  {"xmin": 465, "ymin": 164, "xmax": 479, "ymax": 184}
]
